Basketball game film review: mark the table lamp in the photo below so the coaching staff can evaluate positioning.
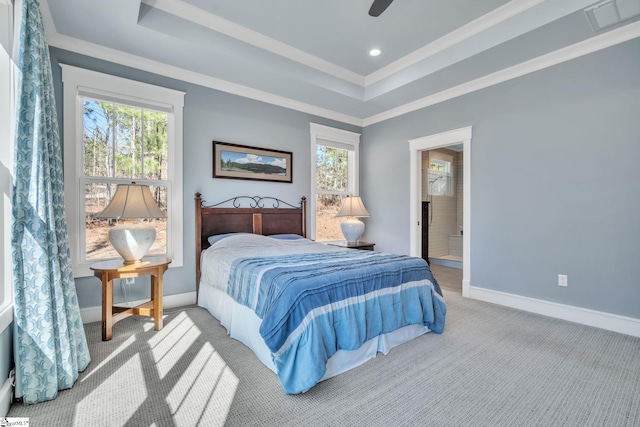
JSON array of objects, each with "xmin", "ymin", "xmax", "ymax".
[
  {"xmin": 335, "ymin": 195, "xmax": 370, "ymax": 244},
  {"xmin": 95, "ymin": 182, "xmax": 166, "ymax": 264}
]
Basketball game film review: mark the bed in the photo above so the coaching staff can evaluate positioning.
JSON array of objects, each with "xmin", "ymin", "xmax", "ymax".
[{"xmin": 195, "ymin": 193, "xmax": 446, "ymax": 394}]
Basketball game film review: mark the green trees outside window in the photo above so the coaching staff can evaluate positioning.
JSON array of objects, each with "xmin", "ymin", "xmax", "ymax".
[
  {"xmin": 82, "ymin": 98, "xmax": 168, "ymax": 260},
  {"xmin": 315, "ymin": 145, "xmax": 349, "ymax": 241}
]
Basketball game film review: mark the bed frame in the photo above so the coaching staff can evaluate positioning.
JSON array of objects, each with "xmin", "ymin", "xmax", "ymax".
[{"xmin": 195, "ymin": 192, "xmax": 307, "ymax": 298}]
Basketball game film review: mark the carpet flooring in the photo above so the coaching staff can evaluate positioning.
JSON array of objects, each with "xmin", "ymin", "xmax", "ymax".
[{"xmin": 8, "ymin": 285, "xmax": 640, "ymax": 426}]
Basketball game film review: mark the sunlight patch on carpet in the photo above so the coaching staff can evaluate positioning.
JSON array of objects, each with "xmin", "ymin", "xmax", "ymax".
[
  {"xmin": 150, "ymin": 312, "xmax": 201, "ymax": 379},
  {"xmin": 75, "ymin": 354, "xmax": 147, "ymax": 426},
  {"xmin": 80, "ymin": 335, "xmax": 137, "ymax": 383},
  {"xmin": 166, "ymin": 340, "xmax": 239, "ymax": 426}
]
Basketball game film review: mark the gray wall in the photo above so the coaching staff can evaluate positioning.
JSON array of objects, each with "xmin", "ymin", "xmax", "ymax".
[
  {"xmin": 362, "ymin": 39, "xmax": 640, "ymax": 319},
  {"xmin": 49, "ymin": 37, "xmax": 640, "ymax": 321},
  {"xmin": 49, "ymin": 47, "xmax": 360, "ymax": 309}
]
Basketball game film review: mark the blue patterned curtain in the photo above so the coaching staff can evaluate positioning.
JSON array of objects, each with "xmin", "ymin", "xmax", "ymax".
[{"xmin": 12, "ymin": 0, "xmax": 90, "ymax": 404}]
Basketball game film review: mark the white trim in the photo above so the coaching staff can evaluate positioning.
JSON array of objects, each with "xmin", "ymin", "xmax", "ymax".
[
  {"xmin": 310, "ymin": 122, "xmax": 361, "ymax": 144},
  {"xmin": 364, "ymin": 0, "xmax": 544, "ymax": 86},
  {"xmin": 364, "ymin": 21, "xmax": 640, "ymax": 126},
  {"xmin": 468, "ymin": 285, "xmax": 640, "ymax": 338},
  {"xmin": 0, "ymin": 376, "xmax": 11, "ymax": 418},
  {"xmin": 79, "ymin": 291, "xmax": 197, "ymax": 324},
  {"xmin": 141, "ymin": 0, "xmax": 549, "ymax": 89},
  {"xmin": 140, "ymin": 0, "xmax": 552, "ymax": 93},
  {"xmin": 61, "ymin": 65, "xmax": 185, "ymax": 277},
  {"xmin": 0, "ymin": 0, "xmax": 13, "ymax": 336},
  {"xmin": 40, "ymin": 0, "xmax": 640, "ymax": 129},
  {"xmin": 47, "ymin": 32, "xmax": 362, "ymax": 127},
  {"xmin": 409, "ymin": 127, "xmax": 472, "ymax": 297},
  {"xmin": 0, "ymin": 0, "xmax": 13, "ymax": 56},
  {"xmin": 141, "ymin": 0, "xmax": 364, "ymax": 86},
  {"xmin": 309, "ymin": 123, "xmax": 361, "ymax": 240}
]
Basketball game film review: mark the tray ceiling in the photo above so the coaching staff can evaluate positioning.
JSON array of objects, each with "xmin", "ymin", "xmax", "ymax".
[{"xmin": 43, "ymin": 0, "xmax": 640, "ymax": 125}]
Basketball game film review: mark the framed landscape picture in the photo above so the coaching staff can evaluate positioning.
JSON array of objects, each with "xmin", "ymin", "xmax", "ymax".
[{"xmin": 213, "ymin": 141, "xmax": 293, "ymax": 183}]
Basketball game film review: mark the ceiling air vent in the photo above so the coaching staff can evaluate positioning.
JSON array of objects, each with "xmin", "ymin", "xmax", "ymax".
[{"xmin": 585, "ymin": 0, "xmax": 640, "ymax": 31}]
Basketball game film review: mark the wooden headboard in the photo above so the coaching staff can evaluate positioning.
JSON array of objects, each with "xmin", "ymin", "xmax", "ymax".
[{"xmin": 195, "ymin": 193, "xmax": 307, "ymax": 298}]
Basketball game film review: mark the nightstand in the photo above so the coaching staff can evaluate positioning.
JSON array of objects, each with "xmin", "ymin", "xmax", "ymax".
[
  {"xmin": 90, "ymin": 257, "xmax": 171, "ymax": 341},
  {"xmin": 324, "ymin": 240, "xmax": 375, "ymax": 251}
]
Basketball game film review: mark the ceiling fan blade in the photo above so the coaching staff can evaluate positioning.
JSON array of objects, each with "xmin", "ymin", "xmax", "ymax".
[{"xmin": 368, "ymin": 0, "xmax": 394, "ymax": 17}]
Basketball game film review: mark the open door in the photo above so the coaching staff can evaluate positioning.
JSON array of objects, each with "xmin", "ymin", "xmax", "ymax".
[{"xmin": 422, "ymin": 201, "xmax": 429, "ymax": 264}]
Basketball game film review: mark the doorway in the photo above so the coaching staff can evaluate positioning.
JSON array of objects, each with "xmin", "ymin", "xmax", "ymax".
[
  {"xmin": 409, "ymin": 127, "xmax": 471, "ymax": 297},
  {"xmin": 422, "ymin": 147, "xmax": 463, "ymax": 268}
]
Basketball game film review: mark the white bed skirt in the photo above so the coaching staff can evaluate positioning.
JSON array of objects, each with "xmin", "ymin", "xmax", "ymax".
[{"xmin": 198, "ymin": 283, "xmax": 430, "ymax": 382}]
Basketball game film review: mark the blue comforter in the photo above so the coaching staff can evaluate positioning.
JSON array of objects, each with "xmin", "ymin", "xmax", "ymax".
[{"xmin": 226, "ymin": 247, "xmax": 446, "ymax": 394}]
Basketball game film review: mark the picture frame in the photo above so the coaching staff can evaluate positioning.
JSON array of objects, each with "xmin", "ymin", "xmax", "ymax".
[{"xmin": 212, "ymin": 141, "xmax": 293, "ymax": 183}]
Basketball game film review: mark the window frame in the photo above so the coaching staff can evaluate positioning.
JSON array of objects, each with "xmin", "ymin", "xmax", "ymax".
[
  {"xmin": 0, "ymin": 0, "xmax": 14, "ymax": 333},
  {"xmin": 62, "ymin": 65, "xmax": 185, "ymax": 277},
  {"xmin": 309, "ymin": 123, "xmax": 361, "ymax": 241},
  {"xmin": 429, "ymin": 151, "xmax": 453, "ymax": 172},
  {"xmin": 428, "ymin": 151, "xmax": 454, "ymax": 197}
]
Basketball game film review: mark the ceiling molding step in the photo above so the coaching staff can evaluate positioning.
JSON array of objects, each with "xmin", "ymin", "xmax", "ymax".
[
  {"xmin": 364, "ymin": 0, "xmax": 545, "ymax": 86},
  {"xmin": 47, "ymin": 32, "xmax": 363, "ymax": 127},
  {"xmin": 362, "ymin": 20, "xmax": 640, "ymax": 127},
  {"xmin": 363, "ymin": 0, "xmax": 602, "ymax": 100},
  {"xmin": 141, "ymin": 0, "xmax": 365, "ymax": 87},
  {"xmin": 39, "ymin": 0, "xmax": 640, "ymax": 128}
]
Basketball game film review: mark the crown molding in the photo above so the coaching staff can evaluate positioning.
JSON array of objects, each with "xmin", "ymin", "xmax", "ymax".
[
  {"xmin": 364, "ymin": 0, "xmax": 544, "ymax": 86},
  {"xmin": 39, "ymin": 1, "xmax": 640, "ymax": 128},
  {"xmin": 143, "ymin": 0, "xmax": 549, "ymax": 93},
  {"xmin": 42, "ymin": 1, "xmax": 361, "ymax": 125},
  {"xmin": 47, "ymin": 31, "xmax": 363, "ymax": 126},
  {"xmin": 363, "ymin": 21, "xmax": 640, "ymax": 126},
  {"xmin": 141, "ymin": 0, "xmax": 365, "ymax": 87}
]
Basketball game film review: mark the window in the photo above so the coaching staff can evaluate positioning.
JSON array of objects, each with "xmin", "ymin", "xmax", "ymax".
[
  {"xmin": 62, "ymin": 65, "xmax": 185, "ymax": 277},
  {"xmin": 81, "ymin": 99, "xmax": 169, "ymax": 261},
  {"xmin": 0, "ymin": 0, "xmax": 14, "ymax": 332},
  {"xmin": 309, "ymin": 123, "xmax": 361, "ymax": 241},
  {"xmin": 427, "ymin": 151, "xmax": 454, "ymax": 197}
]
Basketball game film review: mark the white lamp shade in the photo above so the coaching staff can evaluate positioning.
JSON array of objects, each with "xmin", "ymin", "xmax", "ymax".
[
  {"xmin": 335, "ymin": 196, "xmax": 369, "ymax": 218},
  {"xmin": 96, "ymin": 183, "xmax": 166, "ymax": 219},
  {"xmin": 96, "ymin": 182, "xmax": 165, "ymax": 263}
]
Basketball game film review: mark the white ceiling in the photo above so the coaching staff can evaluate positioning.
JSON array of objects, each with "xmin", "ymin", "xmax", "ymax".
[{"xmin": 42, "ymin": 0, "xmax": 640, "ymax": 126}]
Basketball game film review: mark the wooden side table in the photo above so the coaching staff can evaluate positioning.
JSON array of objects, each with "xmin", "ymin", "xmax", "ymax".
[
  {"xmin": 324, "ymin": 240, "xmax": 375, "ymax": 251},
  {"xmin": 91, "ymin": 257, "xmax": 171, "ymax": 341}
]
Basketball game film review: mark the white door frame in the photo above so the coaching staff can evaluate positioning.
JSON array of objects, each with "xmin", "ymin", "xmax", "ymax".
[{"xmin": 409, "ymin": 126, "xmax": 472, "ymax": 297}]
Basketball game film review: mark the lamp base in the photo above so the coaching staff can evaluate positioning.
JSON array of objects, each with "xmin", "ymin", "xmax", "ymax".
[
  {"xmin": 340, "ymin": 217, "xmax": 365, "ymax": 244},
  {"xmin": 108, "ymin": 222, "xmax": 156, "ymax": 264}
]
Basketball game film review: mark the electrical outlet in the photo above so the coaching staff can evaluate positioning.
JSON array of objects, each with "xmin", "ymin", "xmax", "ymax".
[{"xmin": 558, "ymin": 274, "xmax": 568, "ymax": 287}]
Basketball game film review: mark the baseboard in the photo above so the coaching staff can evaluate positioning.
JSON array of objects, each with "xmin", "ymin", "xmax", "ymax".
[
  {"xmin": 80, "ymin": 291, "xmax": 197, "ymax": 324},
  {"xmin": 0, "ymin": 377, "xmax": 12, "ymax": 417},
  {"xmin": 468, "ymin": 286, "xmax": 640, "ymax": 338},
  {"xmin": 79, "ymin": 286, "xmax": 640, "ymax": 337}
]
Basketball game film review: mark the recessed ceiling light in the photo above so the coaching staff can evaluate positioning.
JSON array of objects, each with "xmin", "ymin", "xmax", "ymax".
[{"xmin": 369, "ymin": 48, "xmax": 381, "ymax": 57}]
